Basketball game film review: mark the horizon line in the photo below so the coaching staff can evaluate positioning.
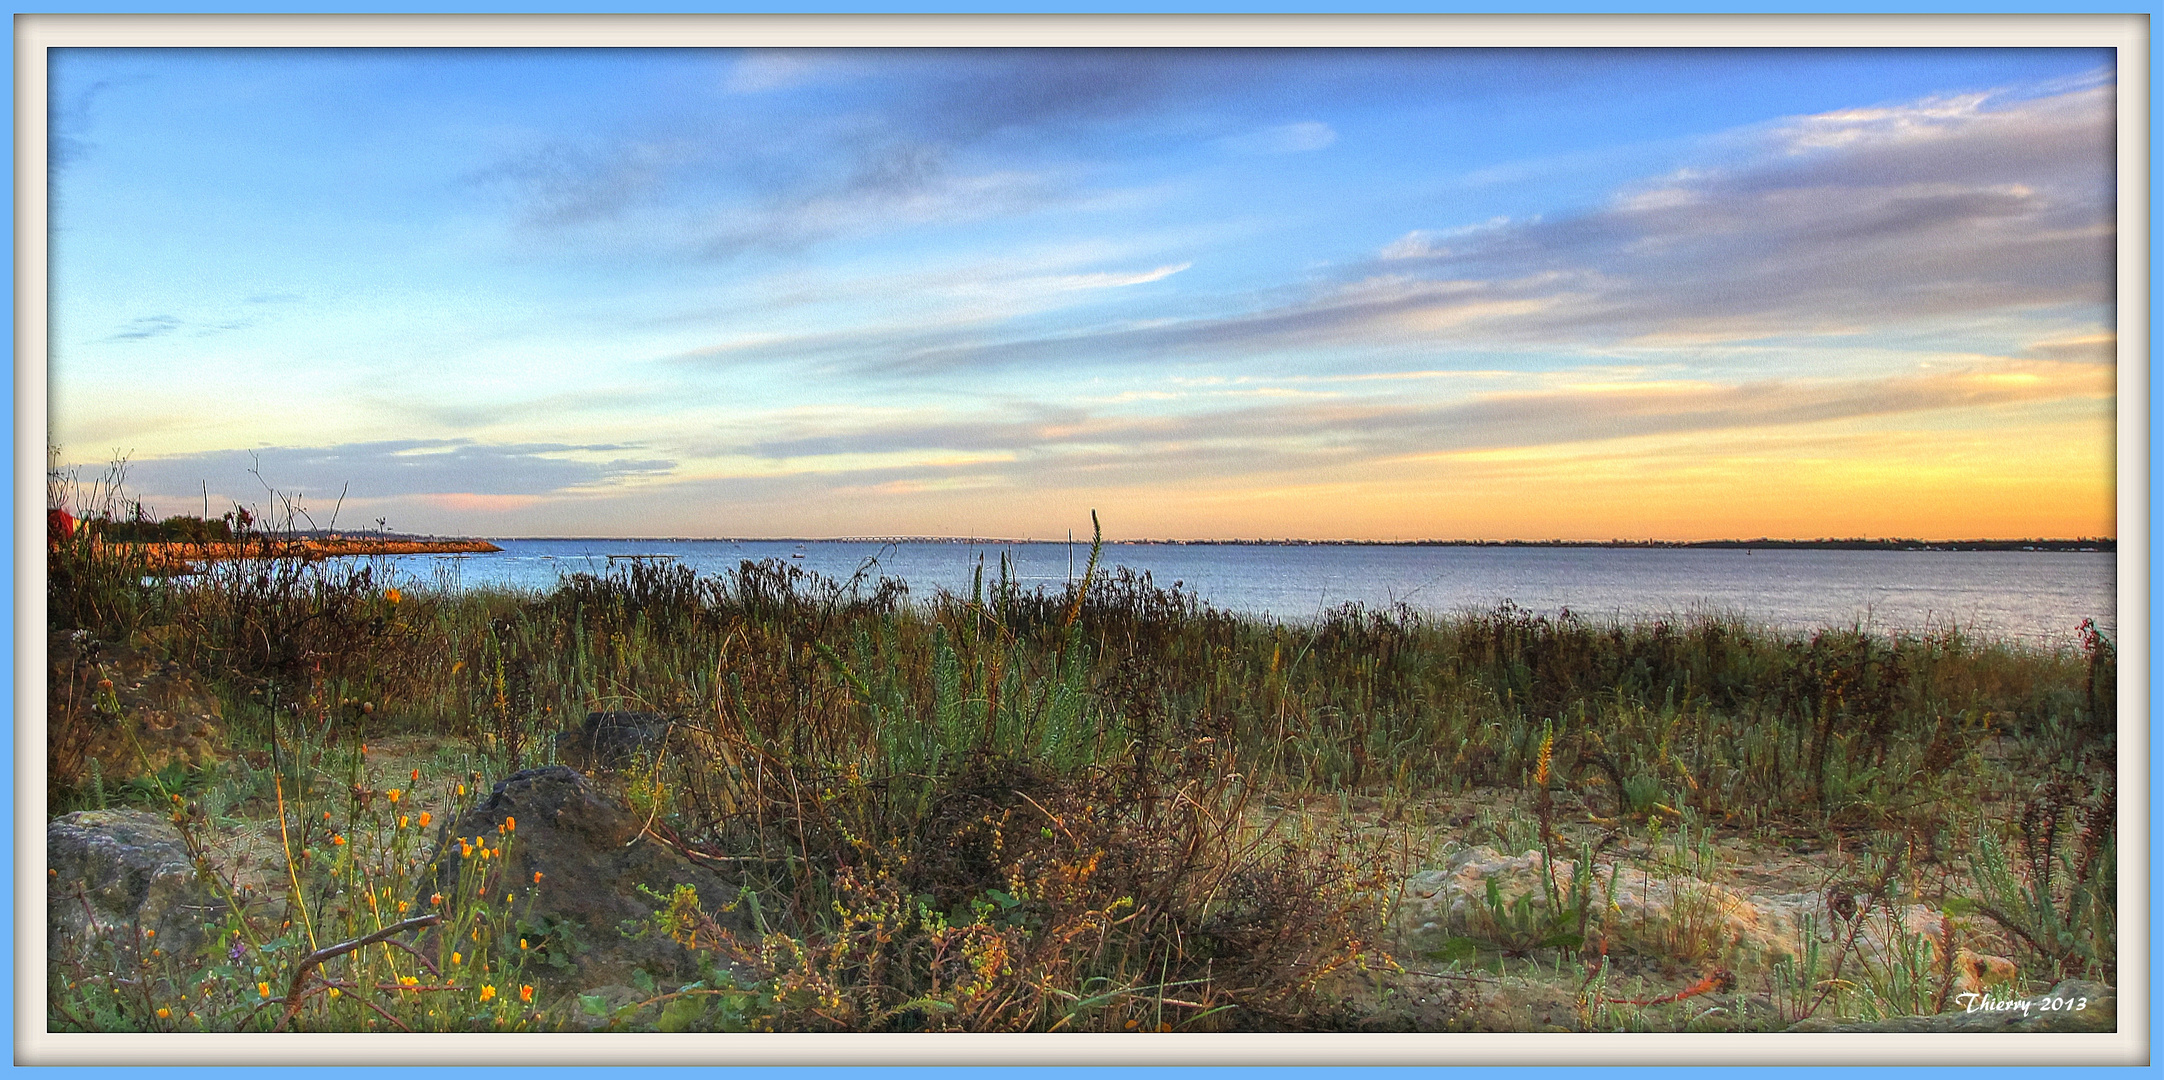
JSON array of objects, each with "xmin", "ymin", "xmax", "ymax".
[{"xmin": 404, "ymin": 534, "xmax": 2117, "ymax": 547}]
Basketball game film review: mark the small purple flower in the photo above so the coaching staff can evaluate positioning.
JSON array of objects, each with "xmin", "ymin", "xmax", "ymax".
[{"xmin": 228, "ymin": 940, "xmax": 247, "ymax": 962}]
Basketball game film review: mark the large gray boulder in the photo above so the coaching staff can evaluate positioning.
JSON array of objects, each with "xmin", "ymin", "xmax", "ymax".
[
  {"xmin": 48, "ymin": 809, "xmax": 223, "ymax": 967},
  {"xmin": 418, "ymin": 766, "xmax": 747, "ymax": 1008}
]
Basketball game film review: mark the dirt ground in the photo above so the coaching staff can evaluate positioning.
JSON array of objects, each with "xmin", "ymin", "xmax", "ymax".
[{"xmin": 173, "ymin": 733, "xmax": 2020, "ymax": 1033}]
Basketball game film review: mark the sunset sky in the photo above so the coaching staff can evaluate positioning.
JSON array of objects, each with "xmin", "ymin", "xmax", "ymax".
[{"xmin": 46, "ymin": 47, "xmax": 2118, "ymax": 541}]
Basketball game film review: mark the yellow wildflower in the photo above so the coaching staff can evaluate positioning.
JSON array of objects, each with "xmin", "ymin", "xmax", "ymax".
[
  {"xmin": 451, "ymin": 951, "xmax": 462, "ymax": 965},
  {"xmin": 387, "ymin": 789, "xmax": 402, "ymax": 804},
  {"xmin": 156, "ymin": 1008, "xmax": 170, "ymax": 1019},
  {"xmin": 419, "ymin": 812, "xmax": 432, "ymax": 828},
  {"xmin": 519, "ymin": 985, "xmax": 534, "ymax": 1003},
  {"xmin": 479, "ymin": 985, "xmax": 496, "ymax": 1002},
  {"xmin": 400, "ymin": 815, "xmax": 410, "ymax": 829},
  {"xmin": 257, "ymin": 982, "xmax": 271, "ymax": 999},
  {"xmin": 384, "ymin": 588, "xmax": 401, "ymax": 605}
]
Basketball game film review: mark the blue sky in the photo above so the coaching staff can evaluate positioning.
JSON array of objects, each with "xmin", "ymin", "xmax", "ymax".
[{"xmin": 47, "ymin": 47, "xmax": 2117, "ymax": 540}]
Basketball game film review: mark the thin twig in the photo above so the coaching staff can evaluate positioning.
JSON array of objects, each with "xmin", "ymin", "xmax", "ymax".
[
  {"xmin": 376, "ymin": 934, "xmax": 441, "ymax": 977},
  {"xmin": 357, "ymin": 993, "xmax": 414, "ymax": 1032},
  {"xmin": 271, "ymin": 914, "xmax": 441, "ymax": 1032}
]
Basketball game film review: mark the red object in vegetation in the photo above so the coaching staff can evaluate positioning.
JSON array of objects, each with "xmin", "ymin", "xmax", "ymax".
[{"xmin": 48, "ymin": 507, "xmax": 77, "ymax": 545}]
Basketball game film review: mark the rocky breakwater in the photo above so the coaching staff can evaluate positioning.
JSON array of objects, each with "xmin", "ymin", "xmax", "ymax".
[{"xmin": 136, "ymin": 535, "xmax": 501, "ymax": 570}]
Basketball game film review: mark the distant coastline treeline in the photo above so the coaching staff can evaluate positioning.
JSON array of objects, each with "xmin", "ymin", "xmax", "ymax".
[
  {"xmin": 1251, "ymin": 537, "xmax": 2118, "ymax": 552},
  {"xmin": 498, "ymin": 535, "xmax": 2116, "ymax": 552}
]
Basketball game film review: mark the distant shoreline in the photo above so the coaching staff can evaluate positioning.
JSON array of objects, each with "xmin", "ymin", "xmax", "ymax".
[
  {"xmin": 126, "ymin": 536, "xmax": 502, "ymax": 567},
  {"xmin": 481, "ymin": 536, "xmax": 2114, "ymax": 553}
]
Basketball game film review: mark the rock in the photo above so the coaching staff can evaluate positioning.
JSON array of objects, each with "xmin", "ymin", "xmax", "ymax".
[
  {"xmin": 1786, "ymin": 979, "xmax": 2114, "ymax": 1032},
  {"xmin": 417, "ymin": 766, "xmax": 745, "ymax": 1004},
  {"xmin": 554, "ymin": 711, "xmax": 671, "ymax": 771},
  {"xmin": 48, "ymin": 809, "xmax": 223, "ymax": 968}
]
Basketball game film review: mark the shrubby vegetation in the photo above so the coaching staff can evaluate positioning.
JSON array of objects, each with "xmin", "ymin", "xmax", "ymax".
[{"xmin": 46, "ymin": 489, "xmax": 2115, "ymax": 1032}]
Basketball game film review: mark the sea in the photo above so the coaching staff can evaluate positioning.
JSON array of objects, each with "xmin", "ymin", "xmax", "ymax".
[{"xmin": 363, "ymin": 539, "xmax": 2118, "ymax": 649}]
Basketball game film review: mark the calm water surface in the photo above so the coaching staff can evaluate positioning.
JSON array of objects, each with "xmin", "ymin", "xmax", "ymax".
[{"xmin": 377, "ymin": 540, "xmax": 2115, "ymax": 647}]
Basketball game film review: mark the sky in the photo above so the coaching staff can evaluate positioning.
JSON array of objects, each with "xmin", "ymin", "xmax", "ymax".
[{"xmin": 45, "ymin": 47, "xmax": 2118, "ymax": 541}]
